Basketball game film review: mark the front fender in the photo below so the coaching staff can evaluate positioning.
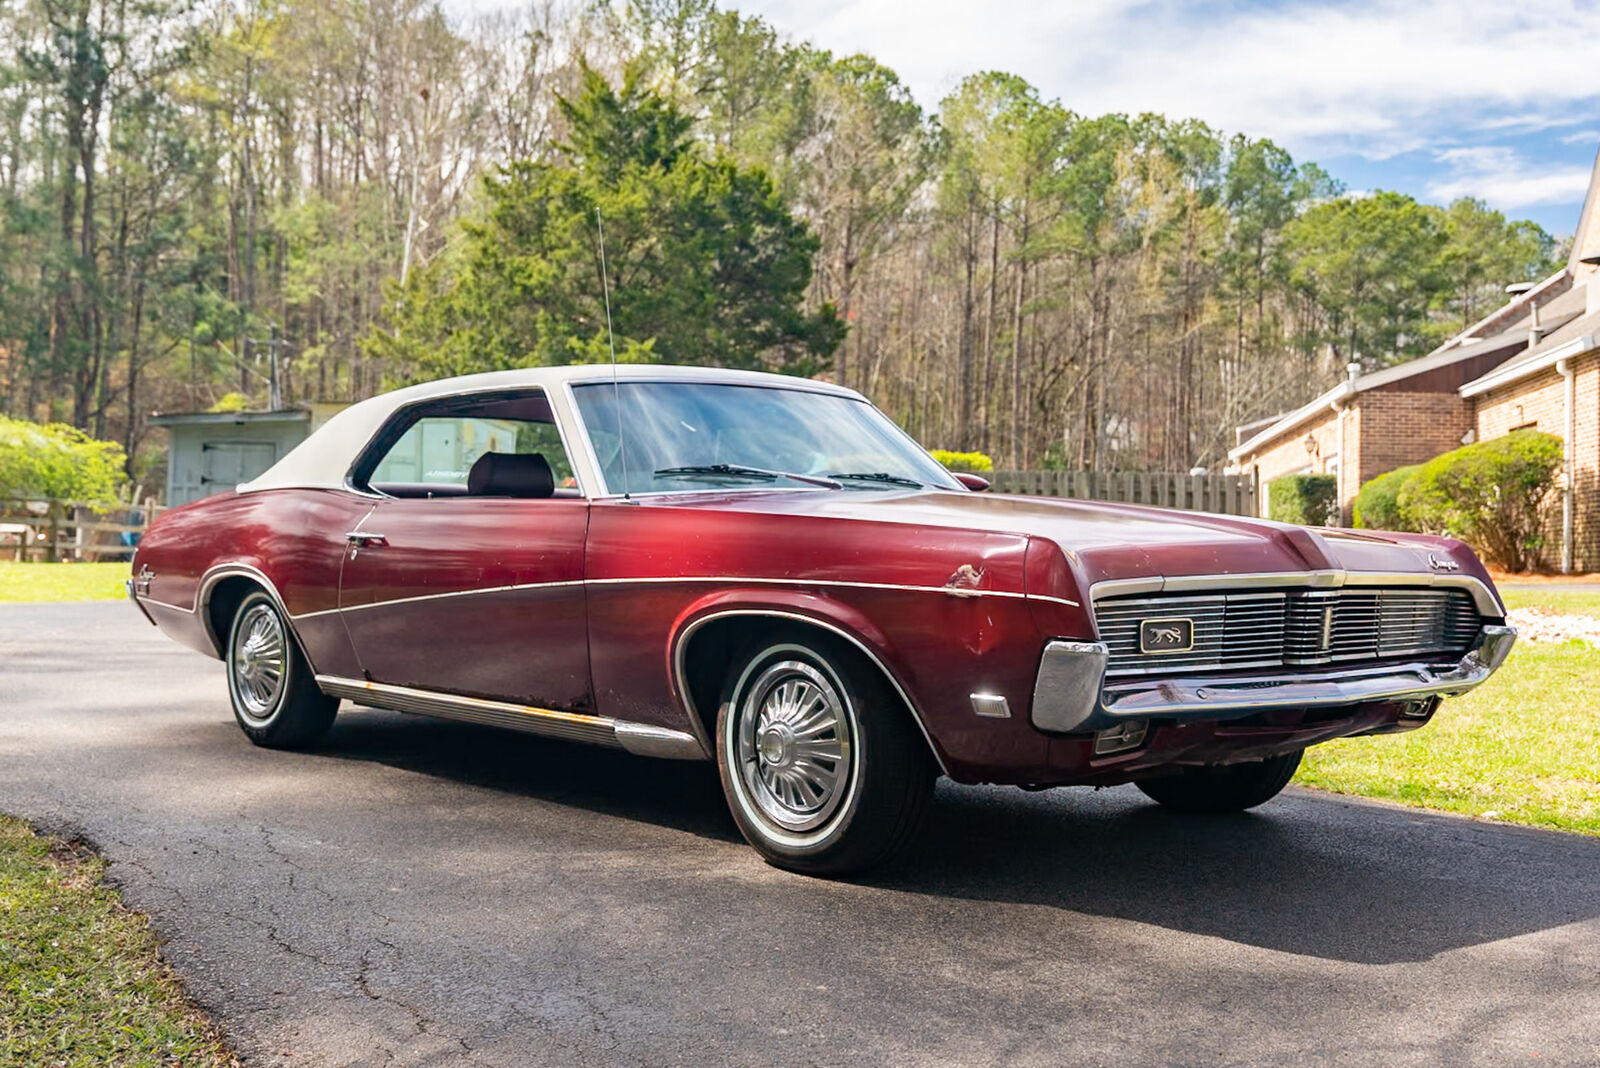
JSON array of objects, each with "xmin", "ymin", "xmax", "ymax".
[{"xmin": 664, "ymin": 587, "xmax": 943, "ymax": 771}]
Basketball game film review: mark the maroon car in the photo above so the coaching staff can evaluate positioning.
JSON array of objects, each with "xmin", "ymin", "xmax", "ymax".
[{"xmin": 129, "ymin": 365, "xmax": 1515, "ymax": 873}]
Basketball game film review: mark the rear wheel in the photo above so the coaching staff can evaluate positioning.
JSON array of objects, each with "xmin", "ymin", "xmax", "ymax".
[
  {"xmin": 715, "ymin": 630, "xmax": 935, "ymax": 875},
  {"xmin": 1136, "ymin": 749, "xmax": 1303, "ymax": 813},
  {"xmin": 226, "ymin": 591, "xmax": 337, "ymax": 748}
]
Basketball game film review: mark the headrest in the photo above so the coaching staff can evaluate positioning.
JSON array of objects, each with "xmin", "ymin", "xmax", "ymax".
[{"xmin": 466, "ymin": 452, "xmax": 554, "ymax": 498}]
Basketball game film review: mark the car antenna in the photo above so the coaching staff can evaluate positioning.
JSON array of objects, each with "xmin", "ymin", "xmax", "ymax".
[{"xmin": 596, "ymin": 207, "xmax": 631, "ymax": 501}]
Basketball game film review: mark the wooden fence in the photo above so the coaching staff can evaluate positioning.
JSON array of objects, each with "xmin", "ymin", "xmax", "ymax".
[
  {"xmin": 989, "ymin": 470, "xmax": 1258, "ymax": 517},
  {"xmin": 0, "ymin": 472, "xmax": 1253, "ymax": 562},
  {"xmin": 1, "ymin": 498, "xmax": 166, "ymax": 563}
]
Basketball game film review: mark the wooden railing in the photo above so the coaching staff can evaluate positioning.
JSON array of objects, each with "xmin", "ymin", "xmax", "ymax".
[
  {"xmin": 0, "ymin": 498, "xmax": 166, "ymax": 563},
  {"xmin": 989, "ymin": 470, "xmax": 1258, "ymax": 517}
]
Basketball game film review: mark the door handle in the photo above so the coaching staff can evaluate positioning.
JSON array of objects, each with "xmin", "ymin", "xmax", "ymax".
[{"xmin": 345, "ymin": 531, "xmax": 388, "ymax": 548}]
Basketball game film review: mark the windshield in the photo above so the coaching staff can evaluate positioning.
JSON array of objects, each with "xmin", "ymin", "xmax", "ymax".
[{"xmin": 572, "ymin": 381, "xmax": 962, "ymax": 496}]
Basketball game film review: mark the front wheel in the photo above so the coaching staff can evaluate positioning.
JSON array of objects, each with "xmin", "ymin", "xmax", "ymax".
[
  {"xmin": 1135, "ymin": 749, "xmax": 1303, "ymax": 813},
  {"xmin": 226, "ymin": 591, "xmax": 337, "ymax": 748},
  {"xmin": 715, "ymin": 630, "xmax": 935, "ymax": 875}
]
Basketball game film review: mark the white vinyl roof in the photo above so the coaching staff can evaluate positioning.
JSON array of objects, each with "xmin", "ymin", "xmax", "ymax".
[{"xmin": 239, "ymin": 364, "xmax": 862, "ymax": 494}]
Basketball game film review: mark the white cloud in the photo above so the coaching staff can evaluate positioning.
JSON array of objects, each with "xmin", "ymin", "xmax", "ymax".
[
  {"xmin": 1426, "ymin": 146, "xmax": 1594, "ymax": 208},
  {"xmin": 1561, "ymin": 129, "xmax": 1600, "ymax": 146},
  {"xmin": 731, "ymin": 0, "xmax": 1600, "ymax": 162}
]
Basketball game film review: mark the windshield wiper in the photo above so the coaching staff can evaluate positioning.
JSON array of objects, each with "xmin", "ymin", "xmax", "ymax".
[
  {"xmin": 825, "ymin": 471, "xmax": 925, "ymax": 488},
  {"xmin": 652, "ymin": 464, "xmax": 842, "ymax": 489}
]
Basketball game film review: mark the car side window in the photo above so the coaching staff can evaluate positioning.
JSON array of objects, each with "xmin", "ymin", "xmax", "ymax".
[{"xmin": 363, "ymin": 391, "xmax": 579, "ymax": 498}]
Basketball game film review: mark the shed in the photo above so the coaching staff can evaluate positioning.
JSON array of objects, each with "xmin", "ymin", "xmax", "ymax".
[{"xmin": 149, "ymin": 409, "xmax": 312, "ymax": 507}]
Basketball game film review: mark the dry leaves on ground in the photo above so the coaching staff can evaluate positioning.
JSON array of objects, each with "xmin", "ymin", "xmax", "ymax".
[{"xmin": 1505, "ymin": 607, "xmax": 1600, "ymax": 647}]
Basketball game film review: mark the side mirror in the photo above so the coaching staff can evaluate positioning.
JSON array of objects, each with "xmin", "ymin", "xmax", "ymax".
[{"xmin": 953, "ymin": 472, "xmax": 990, "ymax": 492}]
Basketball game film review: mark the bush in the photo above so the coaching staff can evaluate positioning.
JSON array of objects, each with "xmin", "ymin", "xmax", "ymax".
[
  {"xmin": 1398, "ymin": 429, "xmax": 1562, "ymax": 571},
  {"xmin": 1352, "ymin": 464, "xmax": 1422, "ymax": 531},
  {"xmin": 929, "ymin": 449, "xmax": 994, "ymax": 473},
  {"xmin": 0, "ymin": 418, "xmax": 126, "ymax": 506},
  {"xmin": 208, "ymin": 392, "xmax": 252, "ymax": 413},
  {"xmin": 1268, "ymin": 473, "xmax": 1337, "ymax": 526}
]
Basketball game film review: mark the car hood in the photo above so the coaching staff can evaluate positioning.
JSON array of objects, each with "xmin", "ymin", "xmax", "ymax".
[{"xmin": 638, "ymin": 488, "xmax": 1488, "ymax": 595}]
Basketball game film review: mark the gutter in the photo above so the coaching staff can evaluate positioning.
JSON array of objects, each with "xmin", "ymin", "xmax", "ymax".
[
  {"xmin": 1460, "ymin": 333, "xmax": 1598, "ymax": 398},
  {"xmin": 1228, "ymin": 377, "xmax": 1357, "ymax": 465}
]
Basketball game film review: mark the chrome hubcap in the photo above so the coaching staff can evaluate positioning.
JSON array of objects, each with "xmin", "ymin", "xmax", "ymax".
[
  {"xmin": 737, "ymin": 659, "xmax": 853, "ymax": 832},
  {"xmin": 232, "ymin": 604, "xmax": 286, "ymax": 722}
]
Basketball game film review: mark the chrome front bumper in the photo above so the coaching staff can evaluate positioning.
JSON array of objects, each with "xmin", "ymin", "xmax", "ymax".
[{"xmin": 1030, "ymin": 624, "xmax": 1516, "ymax": 733}]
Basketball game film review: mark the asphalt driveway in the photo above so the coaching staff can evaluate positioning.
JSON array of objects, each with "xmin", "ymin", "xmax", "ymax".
[{"xmin": 3, "ymin": 601, "xmax": 1599, "ymax": 1066}]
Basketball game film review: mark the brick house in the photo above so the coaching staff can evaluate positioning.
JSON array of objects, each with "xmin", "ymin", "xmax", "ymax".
[
  {"xmin": 1231, "ymin": 143, "xmax": 1600, "ymax": 571},
  {"xmin": 1459, "ymin": 157, "xmax": 1600, "ymax": 572},
  {"xmin": 1228, "ymin": 277, "xmax": 1580, "ymax": 517}
]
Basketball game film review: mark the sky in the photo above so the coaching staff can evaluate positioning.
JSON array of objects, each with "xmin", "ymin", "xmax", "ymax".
[{"xmin": 715, "ymin": 0, "xmax": 1600, "ymax": 237}]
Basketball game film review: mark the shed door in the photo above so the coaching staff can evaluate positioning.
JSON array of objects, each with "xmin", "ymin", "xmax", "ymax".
[{"xmin": 202, "ymin": 442, "xmax": 277, "ymax": 493}]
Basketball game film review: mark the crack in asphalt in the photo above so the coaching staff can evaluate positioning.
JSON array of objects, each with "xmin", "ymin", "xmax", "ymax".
[{"xmin": 109, "ymin": 823, "xmax": 492, "ymax": 1066}]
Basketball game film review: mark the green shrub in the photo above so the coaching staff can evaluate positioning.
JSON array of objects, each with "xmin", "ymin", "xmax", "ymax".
[
  {"xmin": 1352, "ymin": 464, "xmax": 1422, "ymax": 531},
  {"xmin": 1398, "ymin": 429, "xmax": 1562, "ymax": 571},
  {"xmin": 208, "ymin": 391, "xmax": 252, "ymax": 413},
  {"xmin": 929, "ymin": 449, "xmax": 994, "ymax": 473},
  {"xmin": 1268, "ymin": 473, "xmax": 1337, "ymax": 526},
  {"xmin": 0, "ymin": 418, "xmax": 126, "ymax": 506}
]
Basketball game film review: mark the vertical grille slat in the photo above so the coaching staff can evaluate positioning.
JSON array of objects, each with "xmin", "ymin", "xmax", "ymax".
[{"xmin": 1097, "ymin": 586, "xmax": 1483, "ymax": 677}]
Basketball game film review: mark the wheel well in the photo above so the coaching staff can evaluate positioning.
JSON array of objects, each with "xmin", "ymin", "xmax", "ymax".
[
  {"xmin": 677, "ymin": 613, "xmax": 940, "ymax": 769},
  {"xmin": 205, "ymin": 576, "xmax": 263, "ymax": 655}
]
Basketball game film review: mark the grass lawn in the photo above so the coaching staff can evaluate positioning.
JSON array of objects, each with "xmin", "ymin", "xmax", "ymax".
[
  {"xmin": 0, "ymin": 561, "xmax": 129, "ymax": 603},
  {"xmin": 1501, "ymin": 587, "xmax": 1600, "ymax": 618},
  {"xmin": 0, "ymin": 816, "xmax": 235, "ymax": 1067},
  {"xmin": 1296, "ymin": 587, "xmax": 1600, "ymax": 835}
]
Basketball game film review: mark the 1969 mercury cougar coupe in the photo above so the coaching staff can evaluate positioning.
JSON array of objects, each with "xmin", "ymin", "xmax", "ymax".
[{"xmin": 130, "ymin": 365, "xmax": 1515, "ymax": 873}]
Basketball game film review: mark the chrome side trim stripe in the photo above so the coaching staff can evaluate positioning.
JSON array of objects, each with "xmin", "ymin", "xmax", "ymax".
[
  {"xmin": 314, "ymin": 675, "xmax": 708, "ymax": 760},
  {"xmin": 296, "ymin": 575, "xmax": 1079, "ymax": 619},
  {"xmin": 586, "ymin": 575, "xmax": 1069, "ymax": 605},
  {"xmin": 1090, "ymin": 570, "xmax": 1503, "ymax": 617},
  {"xmin": 292, "ymin": 579, "xmax": 587, "ymax": 621},
  {"xmin": 135, "ymin": 594, "xmax": 194, "ymax": 614}
]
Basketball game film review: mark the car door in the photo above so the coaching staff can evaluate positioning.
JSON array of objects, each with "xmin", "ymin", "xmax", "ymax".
[{"xmin": 335, "ymin": 392, "xmax": 593, "ymax": 712}]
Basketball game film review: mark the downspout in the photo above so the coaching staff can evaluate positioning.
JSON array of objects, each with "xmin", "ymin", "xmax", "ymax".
[
  {"xmin": 1558, "ymin": 358, "xmax": 1576, "ymax": 575},
  {"xmin": 1333, "ymin": 396, "xmax": 1346, "ymax": 517},
  {"xmin": 1333, "ymin": 361, "xmax": 1360, "ymax": 523}
]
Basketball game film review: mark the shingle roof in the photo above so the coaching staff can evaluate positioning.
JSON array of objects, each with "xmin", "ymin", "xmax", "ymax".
[
  {"xmin": 1460, "ymin": 299, "xmax": 1600, "ymax": 397},
  {"xmin": 1228, "ymin": 325, "xmax": 1530, "ymax": 462},
  {"xmin": 1437, "ymin": 267, "xmax": 1568, "ymax": 350}
]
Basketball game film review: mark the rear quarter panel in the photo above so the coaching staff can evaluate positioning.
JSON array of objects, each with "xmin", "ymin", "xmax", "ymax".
[{"xmin": 132, "ymin": 489, "xmax": 370, "ymax": 675}]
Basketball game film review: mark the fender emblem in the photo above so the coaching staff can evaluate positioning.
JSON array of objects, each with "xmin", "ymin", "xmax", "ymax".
[
  {"xmin": 944, "ymin": 564, "xmax": 985, "ymax": 597},
  {"xmin": 134, "ymin": 565, "xmax": 154, "ymax": 595},
  {"xmin": 1427, "ymin": 553, "xmax": 1460, "ymax": 572}
]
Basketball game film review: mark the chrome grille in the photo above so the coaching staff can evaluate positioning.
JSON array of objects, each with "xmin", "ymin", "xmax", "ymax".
[{"xmin": 1096, "ymin": 587, "xmax": 1483, "ymax": 678}]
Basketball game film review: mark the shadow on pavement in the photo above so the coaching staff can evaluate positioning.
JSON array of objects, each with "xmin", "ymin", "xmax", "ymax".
[
  {"xmin": 311, "ymin": 709, "xmax": 740, "ymax": 843},
  {"xmin": 301, "ymin": 708, "xmax": 1600, "ymax": 967},
  {"xmin": 881, "ymin": 781, "xmax": 1600, "ymax": 965}
]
